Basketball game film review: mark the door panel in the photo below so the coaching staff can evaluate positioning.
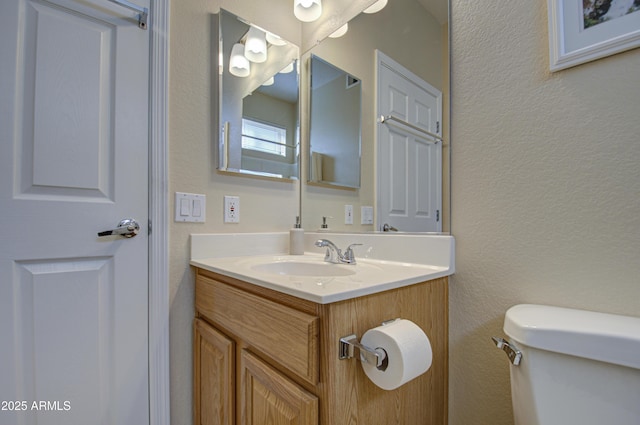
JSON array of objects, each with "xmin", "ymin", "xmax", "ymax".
[
  {"xmin": 20, "ymin": 0, "xmax": 115, "ymax": 200},
  {"xmin": 13, "ymin": 258, "xmax": 114, "ymax": 420},
  {"xmin": 0, "ymin": 0, "xmax": 150, "ymax": 423}
]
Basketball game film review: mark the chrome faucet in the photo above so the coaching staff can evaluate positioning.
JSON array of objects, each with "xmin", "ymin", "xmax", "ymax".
[{"xmin": 315, "ymin": 239, "xmax": 362, "ymax": 264}]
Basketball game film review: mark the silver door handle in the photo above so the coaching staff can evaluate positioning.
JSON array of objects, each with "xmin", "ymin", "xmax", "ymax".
[
  {"xmin": 98, "ymin": 218, "xmax": 140, "ymax": 238},
  {"xmin": 382, "ymin": 223, "xmax": 398, "ymax": 232}
]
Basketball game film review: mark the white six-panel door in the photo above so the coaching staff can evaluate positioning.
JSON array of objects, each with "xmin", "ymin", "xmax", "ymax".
[
  {"xmin": 376, "ymin": 50, "xmax": 442, "ymax": 233},
  {"xmin": 0, "ymin": 0, "xmax": 150, "ymax": 423}
]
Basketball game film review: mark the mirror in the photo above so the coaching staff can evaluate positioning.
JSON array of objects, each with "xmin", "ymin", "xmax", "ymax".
[
  {"xmin": 300, "ymin": 0, "xmax": 449, "ymax": 233},
  {"xmin": 218, "ymin": 9, "xmax": 300, "ymax": 180},
  {"xmin": 309, "ymin": 55, "xmax": 362, "ymax": 189}
]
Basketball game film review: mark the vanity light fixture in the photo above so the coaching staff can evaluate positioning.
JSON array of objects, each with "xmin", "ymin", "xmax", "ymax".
[
  {"xmin": 244, "ymin": 27, "xmax": 267, "ymax": 63},
  {"xmin": 262, "ymin": 76, "xmax": 275, "ymax": 86},
  {"xmin": 266, "ymin": 32, "xmax": 287, "ymax": 46},
  {"xmin": 363, "ymin": 0, "xmax": 388, "ymax": 14},
  {"xmin": 294, "ymin": 0, "xmax": 322, "ymax": 22},
  {"xmin": 329, "ymin": 23, "xmax": 348, "ymax": 38},
  {"xmin": 229, "ymin": 43, "xmax": 250, "ymax": 77}
]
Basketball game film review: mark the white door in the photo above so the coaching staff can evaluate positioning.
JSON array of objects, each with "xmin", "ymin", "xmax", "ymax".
[
  {"xmin": 376, "ymin": 51, "xmax": 442, "ymax": 232},
  {"xmin": 0, "ymin": 0, "xmax": 150, "ymax": 423}
]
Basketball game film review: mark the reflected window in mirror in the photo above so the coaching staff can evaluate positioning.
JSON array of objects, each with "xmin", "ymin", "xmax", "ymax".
[{"xmin": 218, "ymin": 9, "xmax": 300, "ymax": 180}]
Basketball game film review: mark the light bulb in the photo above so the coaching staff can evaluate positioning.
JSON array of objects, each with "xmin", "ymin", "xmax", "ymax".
[
  {"xmin": 262, "ymin": 76, "xmax": 275, "ymax": 86},
  {"xmin": 329, "ymin": 23, "xmax": 348, "ymax": 38},
  {"xmin": 266, "ymin": 32, "xmax": 287, "ymax": 46},
  {"xmin": 294, "ymin": 0, "xmax": 322, "ymax": 22},
  {"xmin": 229, "ymin": 43, "xmax": 250, "ymax": 77},
  {"xmin": 363, "ymin": 0, "xmax": 388, "ymax": 14},
  {"xmin": 244, "ymin": 27, "xmax": 267, "ymax": 63}
]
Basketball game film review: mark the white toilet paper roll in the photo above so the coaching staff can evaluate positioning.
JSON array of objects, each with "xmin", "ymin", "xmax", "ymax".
[{"xmin": 360, "ymin": 319, "xmax": 432, "ymax": 390}]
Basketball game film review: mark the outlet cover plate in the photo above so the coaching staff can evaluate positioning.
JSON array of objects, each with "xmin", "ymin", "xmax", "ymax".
[
  {"xmin": 361, "ymin": 206, "xmax": 374, "ymax": 225},
  {"xmin": 224, "ymin": 195, "xmax": 240, "ymax": 223}
]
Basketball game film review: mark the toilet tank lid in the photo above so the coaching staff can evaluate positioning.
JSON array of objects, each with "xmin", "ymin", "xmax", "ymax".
[{"xmin": 504, "ymin": 304, "xmax": 640, "ymax": 370}]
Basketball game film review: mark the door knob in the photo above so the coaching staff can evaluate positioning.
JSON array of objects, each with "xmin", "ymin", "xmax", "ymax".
[{"xmin": 98, "ymin": 218, "xmax": 140, "ymax": 238}]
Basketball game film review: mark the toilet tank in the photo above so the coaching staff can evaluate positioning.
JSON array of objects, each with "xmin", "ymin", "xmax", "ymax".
[{"xmin": 502, "ymin": 304, "xmax": 640, "ymax": 425}]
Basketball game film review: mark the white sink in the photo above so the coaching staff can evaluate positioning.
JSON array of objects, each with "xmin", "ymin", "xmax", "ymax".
[
  {"xmin": 190, "ymin": 232, "xmax": 454, "ymax": 303},
  {"xmin": 251, "ymin": 260, "xmax": 356, "ymax": 277}
]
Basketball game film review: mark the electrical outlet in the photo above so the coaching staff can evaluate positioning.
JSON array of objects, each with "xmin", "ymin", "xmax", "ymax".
[
  {"xmin": 224, "ymin": 196, "xmax": 240, "ymax": 223},
  {"xmin": 345, "ymin": 205, "xmax": 354, "ymax": 225}
]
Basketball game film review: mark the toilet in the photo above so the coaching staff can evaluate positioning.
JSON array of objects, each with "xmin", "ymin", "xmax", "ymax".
[{"xmin": 494, "ymin": 304, "xmax": 640, "ymax": 425}]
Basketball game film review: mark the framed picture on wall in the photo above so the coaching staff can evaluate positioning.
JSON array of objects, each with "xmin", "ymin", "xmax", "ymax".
[{"xmin": 547, "ymin": 0, "xmax": 640, "ymax": 71}]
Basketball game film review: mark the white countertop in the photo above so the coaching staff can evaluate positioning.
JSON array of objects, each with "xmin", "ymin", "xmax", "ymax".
[
  {"xmin": 191, "ymin": 253, "xmax": 450, "ymax": 304},
  {"xmin": 190, "ymin": 232, "xmax": 455, "ymax": 304}
]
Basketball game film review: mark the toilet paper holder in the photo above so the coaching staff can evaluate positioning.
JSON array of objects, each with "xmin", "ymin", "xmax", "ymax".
[
  {"xmin": 340, "ymin": 319, "xmax": 398, "ymax": 370},
  {"xmin": 339, "ymin": 334, "xmax": 388, "ymax": 369}
]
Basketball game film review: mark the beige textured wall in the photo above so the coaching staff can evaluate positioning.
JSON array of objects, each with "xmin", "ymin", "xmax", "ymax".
[{"xmin": 449, "ymin": 1, "xmax": 640, "ymax": 424}]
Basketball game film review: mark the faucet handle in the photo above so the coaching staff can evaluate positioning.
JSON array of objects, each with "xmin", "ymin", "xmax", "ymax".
[
  {"xmin": 343, "ymin": 243, "xmax": 363, "ymax": 264},
  {"xmin": 323, "ymin": 247, "xmax": 334, "ymax": 262}
]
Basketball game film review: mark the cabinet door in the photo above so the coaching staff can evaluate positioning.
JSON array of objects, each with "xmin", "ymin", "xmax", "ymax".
[
  {"xmin": 240, "ymin": 350, "xmax": 318, "ymax": 425},
  {"xmin": 194, "ymin": 319, "xmax": 235, "ymax": 425}
]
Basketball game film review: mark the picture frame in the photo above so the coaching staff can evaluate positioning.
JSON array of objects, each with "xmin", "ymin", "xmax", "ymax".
[{"xmin": 547, "ymin": 0, "xmax": 640, "ymax": 71}]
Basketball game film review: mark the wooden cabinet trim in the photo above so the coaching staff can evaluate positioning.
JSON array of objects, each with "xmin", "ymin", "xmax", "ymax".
[
  {"xmin": 196, "ymin": 268, "xmax": 321, "ymax": 315},
  {"xmin": 240, "ymin": 349, "xmax": 318, "ymax": 425},
  {"xmin": 193, "ymin": 319, "xmax": 235, "ymax": 425}
]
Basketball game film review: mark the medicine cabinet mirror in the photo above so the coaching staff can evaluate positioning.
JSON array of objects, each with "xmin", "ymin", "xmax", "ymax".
[
  {"xmin": 308, "ymin": 55, "xmax": 362, "ymax": 189},
  {"xmin": 218, "ymin": 9, "xmax": 300, "ymax": 180}
]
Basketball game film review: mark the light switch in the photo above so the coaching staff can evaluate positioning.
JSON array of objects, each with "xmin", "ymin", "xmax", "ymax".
[
  {"xmin": 192, "ymin": 199, "xmax": 202, "ymax": 217},
  {"xmin": 345, "ymin": 205, "xmax": 354, "ymax": 225},
  {"xmin": 180, "ymin": 198, "xmax": 190, "ymax": 216},
  {"xmin": 175, "ymin": 192, "xmax": 206, "ymax": 222}
]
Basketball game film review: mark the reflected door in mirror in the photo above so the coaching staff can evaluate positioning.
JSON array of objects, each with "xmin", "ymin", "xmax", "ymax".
[{"xmin": 377, "ymin": 51, "xmax": 442, "ymax": 232}]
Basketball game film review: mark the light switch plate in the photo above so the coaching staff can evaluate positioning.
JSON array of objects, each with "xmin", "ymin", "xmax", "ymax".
[
  {"xmin": 361, "ymin": 206, "xmax": 374, "ymax": 225},
  {"xmin": 345, "ymin": 205, "xmax": 354, "ymax": 225},
  {"xmin": 175, "ymin": 192, "xmax": 206, "ymax": 222}
]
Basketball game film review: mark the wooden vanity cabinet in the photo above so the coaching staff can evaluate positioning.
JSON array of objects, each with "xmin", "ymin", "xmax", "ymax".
[{"xmin": 193, "ymin": 267, "xmax": 448, "ymax": 425}]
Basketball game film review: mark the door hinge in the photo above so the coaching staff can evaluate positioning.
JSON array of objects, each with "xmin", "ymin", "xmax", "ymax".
[
  {"xmin": 436, "ymin": 210, "xmax": 440, "ymax": 222},
  {"xmin": 148, "ymin": 219, "xmax": 152, "ymax": 235},
  {"xmin": 436, "ymin": 121, "xmax": 440, "ymax": 133}
]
